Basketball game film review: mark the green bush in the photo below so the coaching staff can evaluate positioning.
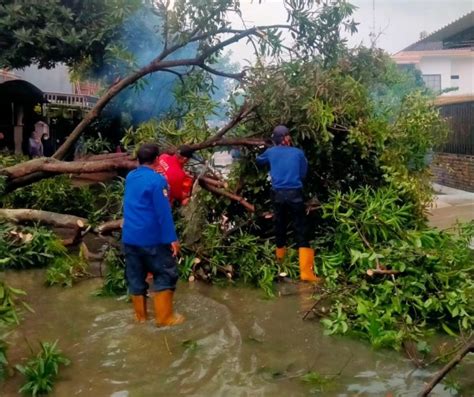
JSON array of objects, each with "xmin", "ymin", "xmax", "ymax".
[
  {"xmin": 1, "ymin": 176, "xmax": 95, "ymax": 218},
  {"xmin": 1, "ymin": 175, "xmax": 124, "ymax": 224},
  {"xmin": 187, "ymin": 224, "xmax": 298, "ymax": 297},
  {"xmin": 16, "ymin": 341, "xmax": 70, "ymax": 397},
  {"xmin": 0, "ymin": 222, "xmax": 67, "ymax": 270},
  {"xmin": 316, "ymin": 186, "xmax": 474, "ymax": 349}
]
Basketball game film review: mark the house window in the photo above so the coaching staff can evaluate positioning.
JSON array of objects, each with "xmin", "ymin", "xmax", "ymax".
[{"xmin": 422, "ymin": 74, "xmax": 441, "ymax": 92}]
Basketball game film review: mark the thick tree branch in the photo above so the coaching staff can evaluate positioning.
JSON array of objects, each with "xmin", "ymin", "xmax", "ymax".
[
  {"xmin": 200, "ymin": 180, "xmax": 255, "ymax": 212},
  {"xmin": 419, "ymin": 338, "xmax": 473, "ymax": 397},
  {"xmin": 1, "ymin": 137, "xmax": 265, "ymax": 192},
  {"xmin": 1, "ymin": 157, "xmax": 137, "ymax": 181},
  {"xmin": 199, "ymin": 64, "xmax": 245, "ymax": 80}
]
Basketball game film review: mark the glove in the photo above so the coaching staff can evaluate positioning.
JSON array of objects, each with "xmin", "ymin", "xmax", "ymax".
[{"xmin": 171, "ymin": 241, "xmax": 180, "ymax": 257}]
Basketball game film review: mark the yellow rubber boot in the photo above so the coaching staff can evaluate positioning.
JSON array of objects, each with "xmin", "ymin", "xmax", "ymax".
[
  {"xmin": 131, "ymin": 295, "xmax": 147, "ymax": 323},
  {"xmin": 298, "ymin": 247, "xmax": 320, "ymax": 282},
  {"xmin": 154, "ymin": 290, "xmax": 185, "ymax": 326},
  {"xmin": 276, "ymin": 247, "xmax": 286, "ymax": 262}
]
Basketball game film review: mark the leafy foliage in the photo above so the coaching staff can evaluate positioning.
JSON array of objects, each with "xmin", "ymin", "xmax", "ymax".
[
  {"xmin": 16, "ymin": 341, "xmax": 70, "ymax": 397},
  {"xmin": 0, "ymin": 279, "xmax": 30, "ymax": 381},
  {"xmin": 316, "ymin": 186, "xmax": 473, "ymax": 349},
  {"xmin": 183, "ymin": 220, "xmax": 298, "ymax": 297},
  {"xmin": 45, "ymin": 254, "xmax": 89, "ymax": 288},
  {"xmin": 0, "ymin": 222, "xmax": 67, "ymax": 270},
  {"xmin": 96, "ymin": 247, "xmax": 127, "ymax": 297},
  {"xmin": 0, "ymin": 0, "xmax": 141, "ymax": 69},
  {"xmin": 0, "ymin": 279, "xmax": 29, "ymax": 327},
  {"xmin": 82, "ymin": 134, "xmax": 112, "ymax": 155},
  {"xmin": 1, "ymin": 176, "xmax": 95, "ymax": 218},
  {"xmin": 1, "ymin": 176, "xmax": 124, "ymax": 224}
]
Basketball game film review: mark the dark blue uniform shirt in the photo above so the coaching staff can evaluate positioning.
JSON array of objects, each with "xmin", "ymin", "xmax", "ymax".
[
  {"xmin": 122, "ymin": 166, "xmax": 177, "ymax": 246},
  {"xmin": 256, "ymin": 146, "xmax": 308, "ymax": 189}
]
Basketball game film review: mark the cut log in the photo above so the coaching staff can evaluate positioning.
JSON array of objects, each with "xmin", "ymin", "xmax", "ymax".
[{"xmin": 0, "ymin": 209, "xmax": 89, "ymax": 229}]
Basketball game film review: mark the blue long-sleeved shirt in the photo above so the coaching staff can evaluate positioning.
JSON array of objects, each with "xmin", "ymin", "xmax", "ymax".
[
  {"xmin": 122, "ymin": 166, "xmax": 177, "ymax": 246},
  {"xmin": 256, "ymin": 145, "xmax": 308, "ymax": 189}
]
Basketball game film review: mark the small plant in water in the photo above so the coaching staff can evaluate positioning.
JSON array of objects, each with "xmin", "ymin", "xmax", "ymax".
[
  {"xmin": 300, "ymin": 371, "xmax": 334, "ymax": 392},
  {"xmin": 16, "ymin": 340, "xmax": 70, "ymax": 397},
  {"xmin": 96, "ymin": 247, "xmax": 127, "ymax": 296}
]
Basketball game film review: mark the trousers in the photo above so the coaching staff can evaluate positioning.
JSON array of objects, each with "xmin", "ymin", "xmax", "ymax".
[
  {"xmin": 123, "ymin": 243, "xmax": 178, "ymax": 295},
  {"xmin": 272, "ymin": 188, "xmax": 309, "ymax": 248}
]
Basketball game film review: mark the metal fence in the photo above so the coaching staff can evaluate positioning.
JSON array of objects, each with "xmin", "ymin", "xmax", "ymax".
[{"xmin": 437, "ymin": 100, "xmax": 474, "ymax": 155}]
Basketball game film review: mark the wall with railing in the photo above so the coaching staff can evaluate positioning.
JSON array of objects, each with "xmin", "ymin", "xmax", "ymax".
[{"xmin": 44, "ymin": 92, "xmax": 98, "ymax": 110}]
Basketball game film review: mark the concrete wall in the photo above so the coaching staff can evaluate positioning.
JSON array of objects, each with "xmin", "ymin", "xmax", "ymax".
[{"xmin": 431, "ymin": 153, "xmax": 474, "ymax": 192}]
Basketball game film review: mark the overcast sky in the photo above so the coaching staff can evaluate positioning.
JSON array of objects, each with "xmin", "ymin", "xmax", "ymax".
[{"xmin": 229, "ymin": 0, "xmax": 473, "ymax": 62}]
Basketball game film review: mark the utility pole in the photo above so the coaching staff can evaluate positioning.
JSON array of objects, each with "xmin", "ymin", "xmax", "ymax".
[{"xmin": 370, "ymin": 0, "xmax": 376, "ymax": 47}]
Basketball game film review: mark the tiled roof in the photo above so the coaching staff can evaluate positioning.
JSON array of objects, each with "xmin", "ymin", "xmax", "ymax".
[{"xmin": 402, "ymin": 11, "xmax": 473, "ymax": 52}]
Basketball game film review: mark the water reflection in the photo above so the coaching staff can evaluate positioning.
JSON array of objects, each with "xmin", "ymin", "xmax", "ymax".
[{"xmin": 1, "ymin": 271, "xmax": 472, "ymax": 396}]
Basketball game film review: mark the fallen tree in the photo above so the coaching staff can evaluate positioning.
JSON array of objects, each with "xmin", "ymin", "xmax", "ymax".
[{"xmin": 1, "ymin": 4, "xmax": 472, "ymax": 385}]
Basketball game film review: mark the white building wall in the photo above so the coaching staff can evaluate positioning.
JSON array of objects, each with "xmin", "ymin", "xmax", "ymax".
[
  {"xmin": 450, "ymin": 58, "xmax": 474, "ymax": 95},
  {"xmin": 418, "ymin": 56, "xmax": 474, "ymax": 96},
  {"xmin": 418, "ymin": 57, "xmax": 452, "ymax": 93}
]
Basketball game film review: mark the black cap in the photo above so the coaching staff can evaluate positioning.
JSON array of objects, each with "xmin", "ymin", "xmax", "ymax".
[
  {"xmin": 272, "ymin": 125, "xmax": 289, "ymax": 144},
  {"xmin": 178, "ymin": 145, "xmax": 195, "ymax": 159}
]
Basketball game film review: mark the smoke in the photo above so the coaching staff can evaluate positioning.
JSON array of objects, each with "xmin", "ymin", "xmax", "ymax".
[{"xmin": 102, "ymin": 7, "xmax": 238, "ymax": 125}]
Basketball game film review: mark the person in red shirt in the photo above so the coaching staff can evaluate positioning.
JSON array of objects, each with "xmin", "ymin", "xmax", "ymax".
[{"xmin": 153, "ymin": 146, "xmax": 195, "ymax": 207}]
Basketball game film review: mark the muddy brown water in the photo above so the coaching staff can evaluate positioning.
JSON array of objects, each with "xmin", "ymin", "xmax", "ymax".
[{"xmin": 1, "ymin": 270, "xmax": 473, "ymax": 396}]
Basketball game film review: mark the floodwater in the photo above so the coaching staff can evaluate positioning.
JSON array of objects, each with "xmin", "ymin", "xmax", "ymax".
[{"xmin": 1, "ymin": 270, "xmax": 473, "ymax": 397}]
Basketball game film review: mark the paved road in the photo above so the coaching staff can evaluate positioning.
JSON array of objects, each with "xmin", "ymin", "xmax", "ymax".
[{"xmin": 428, "ymin": 184, "xmax": 474, "ymax": 230}]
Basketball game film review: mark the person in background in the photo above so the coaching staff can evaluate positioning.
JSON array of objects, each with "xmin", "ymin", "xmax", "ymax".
[
  {"xmin": 28, "ymin": 130, "xmax": 44, "ymax": 158},
  {"xmin": 256, "ymin": 125, "xmax": 319, "ymax": 282},
  {"xmin": 122, "ymin": 143, "xmax": 184, "ymax": 326},
  {"xmin": 153, "ymin": 146, "xmax": 195, "ymax": 207}
]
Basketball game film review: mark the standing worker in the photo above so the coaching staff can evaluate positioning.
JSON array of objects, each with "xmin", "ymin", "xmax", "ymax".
[
  {"xmin": 153, "ymin": 146, "xmax": 195, "ymax": 207},
  {"xmin": 256, "ymin": 125, "xmax": 319, "ymax": 282},
  {"xmin": 122, "ymin": 143, "xmax": 184, "ymax": 326}
]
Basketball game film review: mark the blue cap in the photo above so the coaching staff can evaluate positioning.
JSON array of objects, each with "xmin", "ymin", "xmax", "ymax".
[{"xmin": 272, "ymin": 125, "xmax": 289, "ymax": 143}]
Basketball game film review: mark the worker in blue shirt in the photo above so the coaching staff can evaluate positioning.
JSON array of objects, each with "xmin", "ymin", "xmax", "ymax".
[
  {"xmin": 256, "ymin": 125, "xmax": 319, "ymax": 282},
  {"xmin": 122, "ymin": 143, "xmax": 184, "ymax": 326}
]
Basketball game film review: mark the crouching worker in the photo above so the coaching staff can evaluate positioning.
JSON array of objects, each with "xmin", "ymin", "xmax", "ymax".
[
  {"xmin": 153, "ymin": 146, "xmax": 195, "ymax": 207},
  {"xmin": 256, "ymin": 125, "xmax": 319, "ymax": 282},
  {"xmin": 122, "ymin": 143, "xmax": 184, "ymax": 326}
]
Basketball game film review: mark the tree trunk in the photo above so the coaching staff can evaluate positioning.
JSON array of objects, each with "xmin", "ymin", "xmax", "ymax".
[{"xmin": 1, "ymin": 137, "xmax": 266, "ymax": 192}]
